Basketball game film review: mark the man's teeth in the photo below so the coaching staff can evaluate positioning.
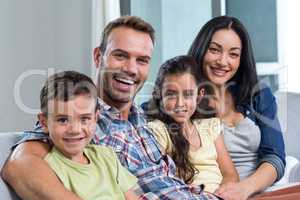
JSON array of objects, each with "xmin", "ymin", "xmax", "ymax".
[{"xmin": 115, "ymin": 77, "xmax": 134, "ymax": 85}]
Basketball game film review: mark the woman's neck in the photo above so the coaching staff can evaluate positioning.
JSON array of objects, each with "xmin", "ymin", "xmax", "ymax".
[{"xmin": 213, "ymin": 88, "xmax": 244, "ymax": 127}]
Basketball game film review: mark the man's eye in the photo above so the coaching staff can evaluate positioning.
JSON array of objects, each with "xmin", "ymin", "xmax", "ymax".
[
  {"xmin": 114, "ymin": 53, "xmax": 127, "ymax": 60},
  {"xmin": 137, "ymin": 58, "xmax": 149, "ymax": 65}
]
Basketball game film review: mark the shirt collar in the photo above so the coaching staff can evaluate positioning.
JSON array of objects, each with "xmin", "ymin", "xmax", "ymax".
[{"xmin": 97, "ymin": 97, "xmax": 147, "ymax": 126}]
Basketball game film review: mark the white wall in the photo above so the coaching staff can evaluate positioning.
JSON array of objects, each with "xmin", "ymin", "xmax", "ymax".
[
  {"xmin": 285, "ymin": 0, "xmax": 300, "ymax": 93},
  {"xmin": 131, "ymin": 0, "xmax": 212, "ymax": 104},
  {"xmin": 0, "ymin": 0, "xmax": 93, "ymax": 131}
]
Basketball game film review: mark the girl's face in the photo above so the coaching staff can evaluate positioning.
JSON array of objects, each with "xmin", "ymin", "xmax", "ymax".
[
  {"xmin": 161, "ymin": 73, "xmax": 198, "ymax": 124},
  {"xmin": 203, "ymin": 29, "xmax": 242, "ymax": 86}
]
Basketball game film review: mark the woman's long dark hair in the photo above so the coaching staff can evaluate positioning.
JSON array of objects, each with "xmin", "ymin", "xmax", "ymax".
[
  {"xmin": 146, "ymin": 55, "xmax": 215, "ymax": 184},
  {"xmin": 188, "ymin": 16, "xmax": 258, "ymax": 107}
]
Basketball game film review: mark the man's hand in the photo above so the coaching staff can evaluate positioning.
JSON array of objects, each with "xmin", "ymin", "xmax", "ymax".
[{"xmin": 1, "ymin": 141, "xmax": 81, "ymax": 200}]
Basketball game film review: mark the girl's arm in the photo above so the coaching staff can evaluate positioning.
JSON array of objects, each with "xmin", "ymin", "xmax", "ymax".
[{"xmin": 215, "ymin": 134, "xmax": 239, "ymax": 185}]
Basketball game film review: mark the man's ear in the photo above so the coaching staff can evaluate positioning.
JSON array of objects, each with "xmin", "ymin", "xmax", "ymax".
[
  {"xmin": 93, "ymin": 47, "xmax": 102, "ymax": 69},
  {"xmin": 38, "ymin": 113, "xmax": 49, "ymax": 134},
  {"xmin": 197, "ymin": 88, "xmax": 205, "ymax": 104}
]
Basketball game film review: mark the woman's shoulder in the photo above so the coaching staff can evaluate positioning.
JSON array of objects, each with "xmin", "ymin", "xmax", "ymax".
[
  {"xmin": 252, "ymin": 84, "xmax": 275, "ymax": 102},
  {"xmin": 252, "ymin": 84, "xmax": 277, "ymax": 111}
]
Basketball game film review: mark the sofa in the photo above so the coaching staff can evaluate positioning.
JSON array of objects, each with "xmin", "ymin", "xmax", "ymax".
[{"xmin": 0, "ymin": 92, "xmax": 299, "ymax": 199}]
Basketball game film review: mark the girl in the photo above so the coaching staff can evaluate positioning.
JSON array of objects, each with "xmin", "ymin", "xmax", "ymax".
[{"xmin": 146, "ymin": 55, "xmax": 239, "ymax": 193}]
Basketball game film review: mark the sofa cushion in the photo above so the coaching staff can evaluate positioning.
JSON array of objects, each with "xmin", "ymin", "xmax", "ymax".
[
  {"xmin": 0, "ymin": 132, "xmax": 22, "ymax": 200},
  {"xmin": 275, "ymin": 92, "xmax": 300, "ymax": 160}
]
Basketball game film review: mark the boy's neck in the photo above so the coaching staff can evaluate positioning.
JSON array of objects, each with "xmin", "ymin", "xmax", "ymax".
[{"xmin": 60, "ymin": 149, "xmax": 90, "ymax": 165}]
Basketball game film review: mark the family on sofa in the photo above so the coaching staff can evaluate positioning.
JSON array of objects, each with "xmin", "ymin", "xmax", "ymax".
[{"xmin": 1, "ymin": 15, "xmax": 300, "ymax": 200}]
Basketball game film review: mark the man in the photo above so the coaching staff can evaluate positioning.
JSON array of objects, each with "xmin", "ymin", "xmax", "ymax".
[{"xmin": 2, "ymin": 16, "xmax": 218, "ymax": 200}]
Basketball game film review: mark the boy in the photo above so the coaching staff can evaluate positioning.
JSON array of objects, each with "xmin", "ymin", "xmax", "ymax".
[{"xmin": 38, "ymin": 70, "xmax": 139, "ymax": 200}]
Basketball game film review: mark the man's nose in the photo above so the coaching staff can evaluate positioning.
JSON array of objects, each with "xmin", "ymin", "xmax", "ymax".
[{"xmin": 122, "ymin": 58, "xmax": 138, "ymax": 77}]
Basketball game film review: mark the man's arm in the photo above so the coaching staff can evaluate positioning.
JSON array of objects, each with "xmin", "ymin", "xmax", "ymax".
[{"xmin": 1, "ymin": 141, "xmax": 82, "ymax": 200}]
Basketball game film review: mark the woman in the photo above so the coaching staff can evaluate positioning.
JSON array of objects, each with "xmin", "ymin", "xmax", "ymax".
[{"xmin": 188, "ymin": 15, "xmax": 299, "ymax": 200}]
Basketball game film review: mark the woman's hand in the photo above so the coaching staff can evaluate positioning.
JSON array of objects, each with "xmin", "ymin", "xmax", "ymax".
[{"xmin": 215, "ymin": 181, "xmax": 251, "ymax": 200}]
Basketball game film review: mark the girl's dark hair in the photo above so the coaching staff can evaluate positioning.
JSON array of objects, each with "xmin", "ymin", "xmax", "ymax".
[
  {"xmin": 147, "ymin": 55, "xmax": 214, "ymax": 184},
  {"xmin": 188, "ymin": 15, "xmax": 258, "ymax": 107}
]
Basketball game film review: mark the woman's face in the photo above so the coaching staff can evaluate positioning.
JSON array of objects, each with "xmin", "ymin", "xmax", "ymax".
[{"xmin": 202, "ymin": 29, "xmax": 242, "ymax": 86}]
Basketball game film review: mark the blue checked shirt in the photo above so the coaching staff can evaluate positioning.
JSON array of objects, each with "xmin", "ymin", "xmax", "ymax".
[{"xmin": 18, "ymin": 98, "xmax": 219, "ymax": 200}]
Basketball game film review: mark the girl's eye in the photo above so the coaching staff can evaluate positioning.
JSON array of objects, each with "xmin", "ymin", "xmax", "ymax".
[
  {"xmin": 164, "ymin": 91, "xmax": 177, "ymax": 99},
  {"xmin": 184, "ymin": 91, "xmax": 194, "ymax": 98}
]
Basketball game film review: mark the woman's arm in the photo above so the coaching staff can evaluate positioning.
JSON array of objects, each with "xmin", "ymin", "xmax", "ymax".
[
  {"xmin": 215, "ymin": 162, "xmax": 277, "ymax": 200},
  {"xmin": 215, "ymin": 134, "xmax": 239, "ymax": 185},
  {"xmin": 1, "ymin": 141, "xmax": 82, "ymax": 200},
  {"xmin": 215, "ymin": 87, "xmax": 285, "ymax": 200}
]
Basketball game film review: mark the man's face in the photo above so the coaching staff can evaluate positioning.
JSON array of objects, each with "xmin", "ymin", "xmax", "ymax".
[{"xmin": 94, "ymin": 26, "xmax": 153, "ymax": 107}]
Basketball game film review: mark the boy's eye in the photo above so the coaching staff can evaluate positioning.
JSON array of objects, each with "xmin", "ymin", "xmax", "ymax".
[
  {"xmin": 56, "ymin": 117, "xmax": 69, "ymax": 125},
  {"xmin": 80, "ymin": 117, "xmax": 91, "ymax": 125}
]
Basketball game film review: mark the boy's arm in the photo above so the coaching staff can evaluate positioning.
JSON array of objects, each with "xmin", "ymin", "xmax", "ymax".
[
  {"xmin": 124, "ymin": 188, "xmax": 139, "ymax": 200},
  {"xmin": 1, "ymin": 141, "xmax": 82, "ymax": 200}
]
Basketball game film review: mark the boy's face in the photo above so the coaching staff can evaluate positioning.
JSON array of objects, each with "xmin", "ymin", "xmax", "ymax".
[{"xmin": 39, "ymin": 95, "xmax": 98, "ymax": 162}]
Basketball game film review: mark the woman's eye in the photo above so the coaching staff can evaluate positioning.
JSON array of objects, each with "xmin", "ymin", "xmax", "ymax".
[
  {"xmin": 230, "ymin": 52, "xmax": 240, "ymax": 58},
  {"xmin": 209, "ymin": 47, "xmax": 220, "ymax": 54}
]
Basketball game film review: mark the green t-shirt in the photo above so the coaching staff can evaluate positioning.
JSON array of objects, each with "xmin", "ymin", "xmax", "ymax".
[{"xmin": 45, "ymin": 144, "xmax": 137, "ymax": 200}]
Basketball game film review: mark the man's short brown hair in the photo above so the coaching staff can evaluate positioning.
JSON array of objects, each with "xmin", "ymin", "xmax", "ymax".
[{"xmin": 99, "ymin": 15, "xmax": 155, "ymax": 53}]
